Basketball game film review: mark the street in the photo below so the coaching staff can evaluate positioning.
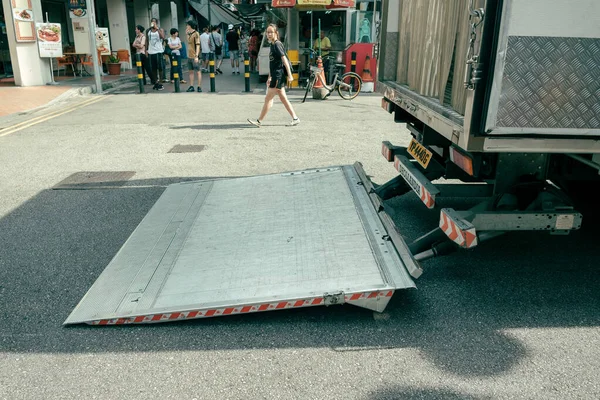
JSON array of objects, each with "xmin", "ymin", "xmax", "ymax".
[{"xmin": 0, "ymin": 89, "xmax": 599, "ymax": 400}]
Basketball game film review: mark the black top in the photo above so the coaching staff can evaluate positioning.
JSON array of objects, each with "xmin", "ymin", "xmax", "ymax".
[
  {"xmin": 226, "ymin": 30, "xmax": 239, "ymax": 51},
  {"xmin": 269, "ymin": 40, "xmax": 286, "ymax": 78}
]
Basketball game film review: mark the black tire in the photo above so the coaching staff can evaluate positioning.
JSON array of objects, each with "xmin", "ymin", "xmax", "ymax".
[
  {"xmin": 302, "ymin": 74, "xmax": 315, "ymax": 103},
  {"xmin": 337, "ymin": 72, "xmax": 362, "ymax": 100}
]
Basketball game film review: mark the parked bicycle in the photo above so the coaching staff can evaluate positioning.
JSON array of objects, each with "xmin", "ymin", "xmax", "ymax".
[{"xmin": 302, "ymin": 63, "xmax": 362, "ymax": 102}]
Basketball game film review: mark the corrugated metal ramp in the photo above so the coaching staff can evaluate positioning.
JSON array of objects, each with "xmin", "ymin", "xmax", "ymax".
[{"xmin": 65, "ymin": 165, "xmax": 415, "ymax": 325}]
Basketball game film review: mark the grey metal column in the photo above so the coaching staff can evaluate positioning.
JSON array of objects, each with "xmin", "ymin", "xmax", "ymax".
[{"xmin": 87, "ymin": 0, "xmax": 102, "ymax": 94}]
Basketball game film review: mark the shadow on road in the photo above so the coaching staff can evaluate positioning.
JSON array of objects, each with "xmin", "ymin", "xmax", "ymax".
[
  {"xmin": 0, "ymin": 177, "xmax": 598, "ymax": 379},
  {"xmin": 369, "ymin": 385, "xmax": 489, "ymax": 400},
  {"xmin": 170, "ymin": 123, "xmax": 256, "ymax": 130}
]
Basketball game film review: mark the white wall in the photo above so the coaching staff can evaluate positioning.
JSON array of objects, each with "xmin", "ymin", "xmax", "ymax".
[{"xmin": 107, "ymin": 0, "xmax": 131, "ymax": 67}]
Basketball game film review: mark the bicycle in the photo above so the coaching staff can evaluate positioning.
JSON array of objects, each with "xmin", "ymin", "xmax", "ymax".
[{"xmin": 301, "ymin": 63, "xmax": 362, "ymax": 103}]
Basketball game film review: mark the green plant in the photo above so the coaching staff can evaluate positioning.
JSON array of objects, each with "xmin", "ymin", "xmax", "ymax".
[{"xmin": 107, "ymin": 54, "xmax": 120, "ymax": 64}]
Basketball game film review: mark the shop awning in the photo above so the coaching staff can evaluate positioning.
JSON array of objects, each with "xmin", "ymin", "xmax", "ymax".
[{"xmin": 188, "ymin": 0, "xmax": 248, "ymax": 26}]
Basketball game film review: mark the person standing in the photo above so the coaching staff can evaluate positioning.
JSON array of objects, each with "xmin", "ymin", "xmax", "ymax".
[
  {"xmin": 226, "ymin": 24, "xmax": 240, "ymax": 75},
  {"xmin": 248, "ymin": 30, "xmax": 259, "ymax": 72},
  {"xmin": 210, "ymin": 25, "xmax": 223, "ymax": 74},
  {"xmin": 247, "ymin": 24, "xmax": 299, "ymax": 127},
  {"xmin": 146, "ymin": 18, "xmax": 164, "ymax": 90},
  {"xmin": 132, "ymin": 25, "xmax": 153, "ymax": 85},
  {"xmin": 167, "ymin": 28, "xmax": 185, "ymax": 84},
  {"xmin": 314, "ymin": 30, "xmax": 332, "ymax": 83},
  {"xmin": 185, "ymin": 20, "xmax": 202, "ymax": 93},
  {"xmin": 199, "ymin": 27, "xmax": 211, "ymax": 73}
]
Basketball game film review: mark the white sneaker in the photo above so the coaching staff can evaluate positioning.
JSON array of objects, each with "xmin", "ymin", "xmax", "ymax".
[
  {"xmin": 290, "ymin": 117, "xmax": 300, "ymax": 126},
  {"xmin": 248, "ymin": 118, "xmax": 261, "ymax": 127}
]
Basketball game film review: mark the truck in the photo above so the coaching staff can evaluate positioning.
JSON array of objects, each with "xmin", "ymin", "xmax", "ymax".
[
  {"xmin": 64, "ymin": 0, "xmax": 600, "ymax": 325},
  {"xmin": 376, "ymin": 0, "xmax": 599, "ymax": 263}
]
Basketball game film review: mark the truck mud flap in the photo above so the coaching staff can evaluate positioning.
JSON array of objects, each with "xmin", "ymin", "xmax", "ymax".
[{"xmin": 65, "ymin": 166, "xmax": 416, "ymax": 326}]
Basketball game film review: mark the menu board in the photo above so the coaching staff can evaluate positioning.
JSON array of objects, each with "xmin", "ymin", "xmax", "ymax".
[
  {"xmin": 36, "ymin": 22, "xmax": 63, "ymax": 58},
  {"xmin": 10, "ymin": 0, "xmax": 35, "ymax": 42},
  {"xmin": 95, "ymin": 27, "xmax": 111, "ymax": 56}
]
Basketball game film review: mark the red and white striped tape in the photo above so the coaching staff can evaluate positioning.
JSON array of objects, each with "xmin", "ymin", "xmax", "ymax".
[
  {"xmin": 439, "ymin": 209, "xmax": 477, "ymax": 248},
  {"xmin": 419, "ymin": 186, "xmax": 435, "ymax": 209},
  {"xmin": 88, "ymin": 290, "xmax": 394, "ymax": 326}
]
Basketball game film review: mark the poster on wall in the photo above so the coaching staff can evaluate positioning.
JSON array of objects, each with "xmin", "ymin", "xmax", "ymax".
[
  {"xmin": 72, "ymin": 19, "xmax": 91, "ymax": 54},
  {"xmin": 36, "ymin": 23, "xmax": 63, "ymax": 58},
  {"xmin": 10, "ymin": 0, "xmax": 36, "ymax": 42},
  {"xmin": 95, "ymin": 28, "xmax": 111, "ymax": 56}
]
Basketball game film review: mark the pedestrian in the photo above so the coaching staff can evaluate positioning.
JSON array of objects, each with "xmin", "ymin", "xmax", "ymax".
[
  {"xmin": 132, "ymin": 25, "xmax": 153, "ymax": 85},
  {"xmin": 146, "ymin": 17, "xmax": 164, "ymax": 90},
  {"xmin": 167, "ymin": 28, "xmax": 185, "ymax": 84},
  {"xmin": 185, "ymin": 20, "xmax": 202, "ymax": 92},
  {"xmin": 248, "ymin": 29, "xmax": 259, "ymax": 72},
  {"xmin": 210, "ymin": 25, "xmax": 223, "ymax": 74},
  {"xmin": 226, "ymin": 24, "xmax": 240, "ymax": 74},
  {"xmin": 200, "ymin": 26, "xmax": 211, "ymax": 73},
  {"xmin": 248, "ymin": 24, "xmax": 299, "ymax": 127}
]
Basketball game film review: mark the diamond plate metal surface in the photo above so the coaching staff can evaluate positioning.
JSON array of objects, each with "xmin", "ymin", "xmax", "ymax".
[
  {"xmin": 383, "ymin": 32, "xmax": 399, "ymax": 81},
  {"xmin": 497, "ymin": 36, "xmax": 600, "ymax": 129}
]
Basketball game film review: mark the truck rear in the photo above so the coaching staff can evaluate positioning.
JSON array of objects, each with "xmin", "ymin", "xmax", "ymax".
[{"xmin": 376, "ymin": 0, "xmax": 600, "ymax": 260}]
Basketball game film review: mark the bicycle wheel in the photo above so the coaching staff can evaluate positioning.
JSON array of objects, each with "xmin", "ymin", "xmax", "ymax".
[
  {"xmin": 302, "ymin": 74, "xmax": 315, "ymax": 103},
  {"xmin": 337, "ymin": 72, "xmax": 362, "ymax": 100}
]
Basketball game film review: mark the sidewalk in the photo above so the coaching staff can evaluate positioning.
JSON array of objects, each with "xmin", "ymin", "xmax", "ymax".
[
  {"xmin": 0, "ymin": 59, "xmax": 269, "ymax": 117},
  {"xmin": 0, "ymin": 68, "xmax": 138, "ymax": 117}
]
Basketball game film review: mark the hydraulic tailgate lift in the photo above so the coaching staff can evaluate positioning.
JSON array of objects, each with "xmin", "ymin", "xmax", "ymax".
[{"xmin": 65, "ymin": 165, "xmax": 415, "ymax": 326}]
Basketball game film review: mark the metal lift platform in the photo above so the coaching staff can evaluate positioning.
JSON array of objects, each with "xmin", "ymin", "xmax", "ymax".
[{"xmin": 65, "ymin": 165, "xmax": 415, "ymax": 325}]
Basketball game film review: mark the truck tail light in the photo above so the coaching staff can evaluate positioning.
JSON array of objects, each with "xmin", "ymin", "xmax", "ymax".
[{"xmin": 450, "ymin": 147, "xmax": 474, "ymax": 176}]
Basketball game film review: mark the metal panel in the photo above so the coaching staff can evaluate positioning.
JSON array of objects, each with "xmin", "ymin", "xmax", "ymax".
[
  {"xmin": 379, "ymin": 81, "xmax": 465, "ymax": 146},
  {"xmin": 65, "ymin": 166, "xmax": 415, "ymax": 325},
  {"xmin": 485, "ymin": 0, "xmax": 600, "ymax": 136},
  {"xmin": 494, "ymin": 36, "xmax": 600, "ymax": 132}
]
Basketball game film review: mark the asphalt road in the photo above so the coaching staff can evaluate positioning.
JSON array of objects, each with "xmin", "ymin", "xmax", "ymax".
[{"xmin": 0, "ymin": 88, "xmax": 598, "ymax": 400}]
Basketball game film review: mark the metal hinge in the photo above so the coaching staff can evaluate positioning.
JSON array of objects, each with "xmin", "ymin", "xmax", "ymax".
[
  {"xmin": 323, "ymin": 292, "xmax": 345, "ymax": 306},
  {"xmin": 464, "ymin": 1, "xmax": 485, "ymax": 89}
]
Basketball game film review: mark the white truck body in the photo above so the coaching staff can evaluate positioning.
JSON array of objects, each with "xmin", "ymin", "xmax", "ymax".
[{"xmin": 378, "ymin": 0, "xmax": 600, "ymax": 153}]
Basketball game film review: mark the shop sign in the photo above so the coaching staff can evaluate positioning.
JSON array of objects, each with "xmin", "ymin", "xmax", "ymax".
[
  {"xmin": 36, "ymin": 22, "xmax": 63, "ymax": 58},
  {"xmin": 10, "ymin": 0, "xmax": 35, "ymax": 42},
  {"xmin": 271, "ymin": 0, "xmax": 296, "ymax": 7},
  {"xmin": 297, "ymin": 0, "xmax": 331, "ymax": 5},
  {"xmin": 330, "ymin": 0, "xmax": 355, "ymax": 7}
]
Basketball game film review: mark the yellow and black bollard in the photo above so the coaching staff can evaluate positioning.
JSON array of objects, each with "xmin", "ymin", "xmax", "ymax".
[
  {"xmin": 244, "ymin": 51, "xmax": 250, "ymax": 93},
  {"xmin": 136, "ymin": 53, "xmax": 145, "ymax": 94},
  {"xmin": 351, "ymin": 51, "xmax": 357, "ymax": 74},
  {"xmin": 172, "ymin": 57, "xmax": 180, "ymax": 93},
  {"xmin": 209, "ymin": 53, "xmax": 216, "ymax": 93}
]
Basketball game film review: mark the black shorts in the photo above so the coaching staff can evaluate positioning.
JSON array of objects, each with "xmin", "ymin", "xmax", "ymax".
[{"xmin": 269, "ymin": 72, "xmax": 286, "ymax": 89}]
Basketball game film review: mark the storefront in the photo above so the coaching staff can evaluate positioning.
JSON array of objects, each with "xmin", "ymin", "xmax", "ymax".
[
  {"xmin": 0, "ymin": 0, "xmax": 190, "ymax": 86},
  {"xmin": 268, "ymin": 0, "xmax": 378, "ymax": 84}
]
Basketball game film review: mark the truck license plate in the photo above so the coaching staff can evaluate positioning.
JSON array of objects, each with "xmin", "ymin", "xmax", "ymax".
[{"xmin": 407, "ymin": 138, "xmax": 432, "ymax": 169}]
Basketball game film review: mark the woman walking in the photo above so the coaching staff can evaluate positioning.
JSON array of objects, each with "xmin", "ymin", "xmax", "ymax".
[{"xmin": 248, "ymin": 24, "xmax": 299, "ymax": 127}]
